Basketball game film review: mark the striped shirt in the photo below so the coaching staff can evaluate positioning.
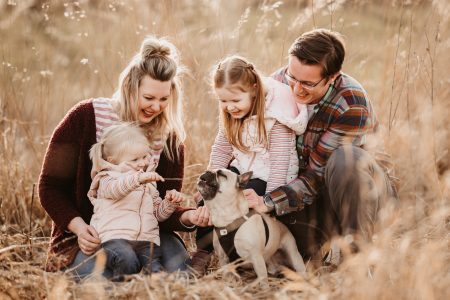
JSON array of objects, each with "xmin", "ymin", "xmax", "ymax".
[
  {"xmin": 209, "ymin": 121, "xmax": 296, "ymax": 193},
  {"xmin": 96, "ymin": 171, "xmax": 176, "ymax": 222},
  {"xmin": 92, "ymin": 97, "xmax": 120, "ymax": 142},
  {"xmin": 270, "ymin": 67, "xmax": 377, "ymax": 210}
]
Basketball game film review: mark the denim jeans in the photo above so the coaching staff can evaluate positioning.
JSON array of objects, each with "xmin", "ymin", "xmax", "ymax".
[
  {"xmin": 67, "ymin": 231, "xmax": 190, "ymax": 280},
  {"xmin": 277, "ymin": 145, "xmax": 398, "ymax": 258}
]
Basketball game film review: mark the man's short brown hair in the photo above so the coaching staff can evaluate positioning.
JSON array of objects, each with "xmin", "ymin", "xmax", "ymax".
[{"xmin": 289, "ymin": 29, "xmax": 345, "ymax": 78}]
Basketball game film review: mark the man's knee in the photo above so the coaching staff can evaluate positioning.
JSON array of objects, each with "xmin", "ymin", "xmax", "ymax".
[{"xmin": 327, "ymin": 145, "xmax": 368, "ymax": 174}]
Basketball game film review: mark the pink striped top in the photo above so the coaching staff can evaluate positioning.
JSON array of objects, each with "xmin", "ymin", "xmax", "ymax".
[
  {"xmin": 97, "ymin": 171, "xmax": 177, "ymax": 222},
  {"xmin": 209, "ymin": 122, "xmax": 296, "ymax": 193},
  {"xmin": 92, "ymin": 98, "xmax": 120, "ymax": 142}
]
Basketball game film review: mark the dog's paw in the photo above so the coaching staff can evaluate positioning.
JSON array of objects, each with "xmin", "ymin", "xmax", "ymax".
[{"xmin": 267, "ymin": 263, "xmax": 281, "ymax": 276}]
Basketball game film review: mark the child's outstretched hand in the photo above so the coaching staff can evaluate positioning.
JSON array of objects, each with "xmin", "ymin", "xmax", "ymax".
[
  {"xmin": 164, "ymin": 189, "xmax": 184, "ymax": 206},
  {"xmin": 139, "ymin": 171, "xmax": 164, "ymax": 184}
]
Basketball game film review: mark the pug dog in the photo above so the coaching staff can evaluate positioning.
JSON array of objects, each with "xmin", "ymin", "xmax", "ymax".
[{"xmin": 197, "ymin": 169, "xmax": 306, "ymax": 284}]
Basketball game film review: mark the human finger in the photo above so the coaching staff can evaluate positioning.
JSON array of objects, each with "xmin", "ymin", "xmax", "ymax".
[
  {"xmin": 153, "ymin": 172, "xmax": 164, "ymax": 182},
  {"xmin": 79, "ymin": 236, "xmax": 100, "ymax": 251},
  {"xmin": 201, "ymin": 207, "xmax": 211, "ymax": 226},
  {"xmin": 243, "ymin": 189, "xmax": 256, "ymax": 197},
  {"xmin": 193, "ymin": 191, "xmax": 203, "ymax": 203},
  {"xmin": 86, "ymin": 225, "xmax": 100, "ymax": 240},
  {"xmin": 198, "ymin": 207, "xmax": 210, "ymax": 226}
]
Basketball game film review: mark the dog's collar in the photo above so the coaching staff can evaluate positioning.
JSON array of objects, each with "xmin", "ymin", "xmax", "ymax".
[
  {"xmin": 214, "ymin": 209, "xmax": 270, "ymax": 262},
  {"xmin": 215, "ymin": 210, "xmax": 258, "ymax": 236}
]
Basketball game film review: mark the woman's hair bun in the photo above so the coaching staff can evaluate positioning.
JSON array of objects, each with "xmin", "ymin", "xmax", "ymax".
[{"xmin": 141, "ymin": 36, "xmax": 172, "ymax": 60}]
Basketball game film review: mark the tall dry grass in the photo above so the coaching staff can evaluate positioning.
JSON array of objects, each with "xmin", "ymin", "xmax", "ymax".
[{"xmin": 0, "ymin": 0, "xmax": 449, "ymax": 299}]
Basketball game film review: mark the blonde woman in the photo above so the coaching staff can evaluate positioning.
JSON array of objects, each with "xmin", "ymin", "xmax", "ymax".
[{"xmin": 39, "ymin": 36, "xmax": 208, "ymax": 278}]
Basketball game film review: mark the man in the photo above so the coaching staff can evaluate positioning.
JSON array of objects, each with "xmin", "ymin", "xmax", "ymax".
[{"xmin": 245, "ymin": 28, "xmax": 397, "ymax": 265}]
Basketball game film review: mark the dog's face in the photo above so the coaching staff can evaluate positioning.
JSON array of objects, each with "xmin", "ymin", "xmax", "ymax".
[{"xmin": 197, "ymin": 169, "xmax": 252, "ymax": 201}]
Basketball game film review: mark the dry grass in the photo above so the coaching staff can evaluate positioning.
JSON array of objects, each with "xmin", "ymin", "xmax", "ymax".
[{"xmin": 1, "ymin": 0, "xmax": 449, "ymax": 299}]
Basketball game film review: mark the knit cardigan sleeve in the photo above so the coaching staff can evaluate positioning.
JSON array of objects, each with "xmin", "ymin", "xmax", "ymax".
[{"xmin": 38, "ymin": 100, "xmax": 94, "ymax": 231}]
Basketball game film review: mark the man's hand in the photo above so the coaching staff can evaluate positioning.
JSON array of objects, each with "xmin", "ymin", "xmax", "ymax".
[
  {"xmin": 243, "ymin": 189, "xmax": 269, "ymax": 213},
  {"xmin": 139, "ymin": 171, "xmax": 164, "ymax": 184},
  {"xmin": 68, "ymin": 217, "xmax": 101, "ymax": 255},
  {"xmin": 164, "ymin": 189, "xmax": 184, "ymax": 206}
]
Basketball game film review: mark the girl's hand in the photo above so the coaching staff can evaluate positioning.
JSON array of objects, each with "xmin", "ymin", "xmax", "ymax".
[
  {"xmin": 164, "ymin": 189, "xmax": 184, "ymax": 205},
  {"xmin": 139, "ymin": 171, "xmax": 164, "ymax": 184},
  {"xmin": 68, "ymin": 217, "xmax": 101, "ymax": 255},
  {"xmin": 243, "ymin": 189, "xmax": 269, "ymax": 213}
]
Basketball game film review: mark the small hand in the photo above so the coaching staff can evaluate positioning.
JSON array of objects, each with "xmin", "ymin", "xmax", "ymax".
[
  {"xmin": 139, "ymin": 171, "xmax": 164, "ymax": 184},
  {"xmin": 164, "ymin": 189, "xmax": 184, "ymax": 206},
  {"xmin": 243, "ymin": 189, "xmax": 269, "ymax": 213}
]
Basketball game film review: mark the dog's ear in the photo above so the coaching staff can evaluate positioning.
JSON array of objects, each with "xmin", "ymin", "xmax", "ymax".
[{"xmin": 237, "ymin": 171, "xmax": 253, "ymax": 189}]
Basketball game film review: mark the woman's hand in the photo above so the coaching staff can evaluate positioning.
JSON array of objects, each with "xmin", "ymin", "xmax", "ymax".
[
  {"xmin": 243, "ymin": 189, "xmax": 269, "ymax": 213},
  {"xmin": 180, "ymin": 206, "xmax": 212, "ymax": 227},
  {"xmin": 164, "ymin": 189, "xmax": 184, "ymax": 206},
  {"xmin": 192, "ymin": 191, "xmax": 203, "ymax": 203},
  {"xmin": 139, "ymin": 171, "xmax": 164, "ymax": 184},
  {"xmin": 68, "ymin": 217, "xmax": 101, "ymax": 255}
]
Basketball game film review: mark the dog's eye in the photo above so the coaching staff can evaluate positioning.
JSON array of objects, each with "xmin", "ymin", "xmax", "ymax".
[{"xmin": 217, "ymin": 170, "xmax": 227, "ymax": 179}]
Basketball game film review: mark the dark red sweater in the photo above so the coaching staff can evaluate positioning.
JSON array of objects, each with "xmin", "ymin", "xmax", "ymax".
[{"xmin": 38, "ymin": 99, "xmax": 193, "ymax": 271}]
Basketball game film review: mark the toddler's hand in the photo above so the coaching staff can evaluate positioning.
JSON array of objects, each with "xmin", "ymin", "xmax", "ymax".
[
  {"xmin": 139, "ymin": 171, "xmax": 164, "ymax": 184},
  {"xmin": 164, "ymin": 189, "xmax": 184, "ymax": 206}
]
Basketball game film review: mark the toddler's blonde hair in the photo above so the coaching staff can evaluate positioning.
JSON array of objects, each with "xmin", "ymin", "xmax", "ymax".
[{"xmin": 89, "ymin": 123, "xmax": 149, "ymax": 174}]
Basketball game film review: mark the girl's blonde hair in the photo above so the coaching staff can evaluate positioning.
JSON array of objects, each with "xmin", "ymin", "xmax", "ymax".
[
  {"xmin": 213, "ymin": 55, "xmax": 267, "ymax": 152},
  {"xmin": 90, "ymin": 123, "xmax": 148, "ymax": 174},
  {"xmin": 114, "ymin": 36, "xmax": 186, "ymax": 161}
]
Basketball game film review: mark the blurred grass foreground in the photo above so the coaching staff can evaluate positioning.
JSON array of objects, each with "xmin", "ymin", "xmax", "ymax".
[{"xmin": 1, "ymin": 0, "xmax": 449, "ymax": 299}]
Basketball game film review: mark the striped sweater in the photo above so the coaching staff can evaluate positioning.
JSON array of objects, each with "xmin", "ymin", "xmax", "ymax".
[{"xmin": 88, "ymin": 167, "xmax": 177, "ymax": 245}]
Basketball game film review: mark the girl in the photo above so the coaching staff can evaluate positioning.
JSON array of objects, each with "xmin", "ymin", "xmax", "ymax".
[
  {"xmin": 87, "ymin": 123, "xmax": 183, "ymax": 278},
  {"xmin": 210, "ymin": 55, "xmax": 307, "ymax": 195},
  {"xmin": 191, "ymin": 55, "xmax": 308, "ymax": 275}
]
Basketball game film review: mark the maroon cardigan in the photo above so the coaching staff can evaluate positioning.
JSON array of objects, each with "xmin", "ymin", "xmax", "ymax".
[{"xmin": 38, "ymin": 99, "xmax": 194, "ymax": 271}]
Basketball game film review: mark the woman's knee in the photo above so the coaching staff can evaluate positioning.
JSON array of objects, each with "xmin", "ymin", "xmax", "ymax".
[
  {"xmin": 160, "ymin": 232, "xmax": 190, "ymax": 272},
  {"xmin": 103, "ymin": 239, "xmax": 141, "ymax": 275}
]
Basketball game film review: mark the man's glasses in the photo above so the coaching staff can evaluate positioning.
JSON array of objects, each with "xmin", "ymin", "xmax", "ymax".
[{"xmin": 285, "ymin": 71, "xmax": 325, "ymax": 90}]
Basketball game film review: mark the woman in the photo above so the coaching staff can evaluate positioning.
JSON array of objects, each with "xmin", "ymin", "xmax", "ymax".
[{"xmin": 38, "ymin": 36, "xmax": 209, "ymax": 278}]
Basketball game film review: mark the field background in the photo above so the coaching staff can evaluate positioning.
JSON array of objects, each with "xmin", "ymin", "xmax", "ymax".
[{"xmin": 1, "ymin": 0, "xmax": 449, "ymax": 299}]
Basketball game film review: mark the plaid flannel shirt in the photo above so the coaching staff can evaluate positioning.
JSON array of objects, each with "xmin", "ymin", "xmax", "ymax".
[{"xmin": 267, "ymin": 67, "xmax": 377, "ymax": 216}]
